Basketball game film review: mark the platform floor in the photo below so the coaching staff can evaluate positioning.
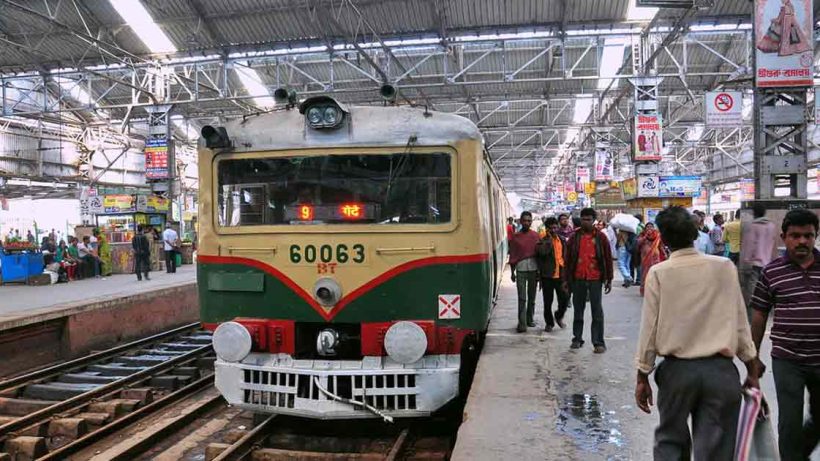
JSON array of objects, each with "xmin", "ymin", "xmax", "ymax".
[
  {"xmin": 453, "ymin": 270, "xmax": 786, "ymax": 461},
  {"xmin": 0, "ymin": 265, "xmax": 196, "ymax": 331}
]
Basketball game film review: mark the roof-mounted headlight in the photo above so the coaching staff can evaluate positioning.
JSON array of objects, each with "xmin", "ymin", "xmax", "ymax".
[{"xmin": 299, "ymin": 96, "xmax": 348, "ymax": 130}]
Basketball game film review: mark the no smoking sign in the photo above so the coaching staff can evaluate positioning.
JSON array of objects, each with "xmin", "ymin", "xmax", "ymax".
[
  {"xmin": 705, "ymin": 91, "xmax": 742, "ymax": 127},
  {"xmin": 714, "ymin": 93, "xmax": 733, "ymax": 112}
]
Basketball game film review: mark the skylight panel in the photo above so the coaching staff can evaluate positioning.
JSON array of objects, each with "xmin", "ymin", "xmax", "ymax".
[
  {"xmin": 109, "ymin": 0, "xmax": 177, "ymax": 53},
  {"xmin": 234, "ymin": 62, "xmax": 276, "ymax": 108},
  {"xmin": 626, "ymin": 3, "xmax": 658, "ymax": 22},
  {"xmin": 598, "ymin": 38, "xmax": 628, "ymax": 90},
  {"xmin": 572, "ymin": 97, "xmax": 594, "ymax": 124}
]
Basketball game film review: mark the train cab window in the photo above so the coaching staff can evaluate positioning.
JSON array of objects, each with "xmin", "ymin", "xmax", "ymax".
[{"xmin": 217, "ymin": 152, "xmax": 452, "ymax": 226}]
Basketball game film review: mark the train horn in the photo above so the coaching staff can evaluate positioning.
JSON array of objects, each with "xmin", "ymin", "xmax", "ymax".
[
  {"xmin": 379, "ymin": 84, "xmax": 397, "ymax": 102},
  {"xmin": 274, "ymin": 88, "xmax": 298, "ymax": 105},
  {"xmin": 201, "ymin": 125, "xmax": 231, "ymax": 148}
]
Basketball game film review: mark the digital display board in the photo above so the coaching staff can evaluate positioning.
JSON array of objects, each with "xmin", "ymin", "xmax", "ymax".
[{"xmin": 145, "ymin": 139, "xmax": 170, "ymax": 180}]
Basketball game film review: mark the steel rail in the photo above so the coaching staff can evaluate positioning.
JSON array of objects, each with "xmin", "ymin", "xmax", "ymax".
[
  {"xmin": 39, "ymin": 375, "xmax": 220, "ymax": 461},
  {"xmin": 385, "ymin": 428, "xmax": 410, "ymax": 461},
  {"xmin": 211, "ymin": 414, "xmax": 277, "ymax": 461},
  {"xmin": 0, "ymin": 322, "xmax": 201, "ymax": 392},
  {"xmin": 0, "ymin": 343, "xmax": 212, "ymax": 437}
]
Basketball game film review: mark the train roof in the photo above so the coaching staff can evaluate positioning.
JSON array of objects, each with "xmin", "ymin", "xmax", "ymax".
[{"xmin": 199, "ymin": 104, "xmax": 483, "ymax": 153}]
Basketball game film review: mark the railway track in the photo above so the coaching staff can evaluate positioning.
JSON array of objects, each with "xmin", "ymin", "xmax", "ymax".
[
  {"xmin": 0, "ymin": 323, "xmax": 214, "ymax": 460},
  {"xmin": 62, "ymin": 385, "xmax": 457, "ymax": 460}
]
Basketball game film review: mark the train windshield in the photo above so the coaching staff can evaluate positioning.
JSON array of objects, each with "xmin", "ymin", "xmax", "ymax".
[{"xmin": 217, "ymin": 152, "xmax": 452, "ymax": 226}]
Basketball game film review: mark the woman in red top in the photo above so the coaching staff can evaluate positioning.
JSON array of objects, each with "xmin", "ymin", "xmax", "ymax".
[{"xmin": 637, "ymin": 222, "xmax": 666, "ymax": 296}]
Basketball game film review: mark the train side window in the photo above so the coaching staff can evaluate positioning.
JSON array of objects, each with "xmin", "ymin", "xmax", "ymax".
[{"xmin": 486, "ymin": 174, "xmax": 498, "ymax": 244}]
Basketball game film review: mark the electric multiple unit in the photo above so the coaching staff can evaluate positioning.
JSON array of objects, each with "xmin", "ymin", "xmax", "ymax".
[{"xmin": 198, "ymin": 95, "xmax": 510, "ymax": 420}]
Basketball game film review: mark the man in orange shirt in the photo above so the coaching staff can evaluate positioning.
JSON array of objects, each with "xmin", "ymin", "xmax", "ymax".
[
  {"xmin": 536, "ymin": 217, "xmax": 569, "ymax": 332},
  {"xmin": 564, "ymin": 208, "xmax": 614, "ymax": 353}
]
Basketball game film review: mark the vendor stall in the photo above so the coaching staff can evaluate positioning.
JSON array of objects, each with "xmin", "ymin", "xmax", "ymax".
[
  {"xmin": 90, "ymin": 194, "xmax": 170, "ymax": 274},
  {"xmin": 622, "ymin": 176, "xmax": 701, "ymax": 223}
]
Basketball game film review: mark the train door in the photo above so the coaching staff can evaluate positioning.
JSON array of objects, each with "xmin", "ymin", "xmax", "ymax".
[{"xmin": 486, "ymin": 173, "xmax": 499, "ymax": 298}]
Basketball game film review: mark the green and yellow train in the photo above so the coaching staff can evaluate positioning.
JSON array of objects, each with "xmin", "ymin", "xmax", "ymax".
[{"xmin": 198, "ymin": 95, "xmax": 510, "ymax": 419}]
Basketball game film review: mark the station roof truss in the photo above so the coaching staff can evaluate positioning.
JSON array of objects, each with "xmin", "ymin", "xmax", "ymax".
[{"xmin": 0, "ymin": 0, "xmax": 801, "ymax": 196}]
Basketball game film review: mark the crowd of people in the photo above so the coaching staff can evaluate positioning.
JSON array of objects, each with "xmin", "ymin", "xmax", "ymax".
[{"xmin": 507, "ymin": 205, "xmax": 819, "ymax": 460}]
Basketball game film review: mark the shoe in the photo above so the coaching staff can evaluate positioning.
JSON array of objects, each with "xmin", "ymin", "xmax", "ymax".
[
  {"xmin": 137, "ymin": 278, "xmax": 142, "ymax": 281},
  {"xmin": 570, "ymin": 340, "xmax": 583, "ymax": 349},
  {"xmin": 527, "ymin": 322, "xmax": 535, "ymax": 327},
  {"xmin": 555, "ymin": 317, "xmax": 566, "ymax": 329},
  {"xmin": 593, "ymin": 346, "xmax": 607, "ymax": 354},
  {"xmin": 145, "ymin": 276, "xmax": 151, "ymax": 281},
  {"xmin": 544, "ymin": 325, "xmax": 553, "ymax": 332},
  {"xmin": 516, "ymin": 326, "xmax": 527, "ymax": 333}
]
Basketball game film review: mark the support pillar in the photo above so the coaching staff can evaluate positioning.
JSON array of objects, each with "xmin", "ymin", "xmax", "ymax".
[
  {"xmin": 752, "ymin": 89, "xmax": 807, "ymax": 200},
  {"xmin": 145, "ymin": 105, "xmax": 176, "ymax": 229}
]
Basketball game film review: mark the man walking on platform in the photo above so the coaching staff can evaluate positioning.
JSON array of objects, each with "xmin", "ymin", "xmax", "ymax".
[
  {"xmin": 564, "ymin": 207, "xmax": 613, "ymax": 353},
  {"xmin": 536, "ymin": 217, "xmax": 569, "ymax": 332},
  {"xmin": 132, "ymin": 225, "xmax": 151, "ymax": 281},
  {"xmin": 750, "ymin": 209, "xmax": 820, "ymax": 461},
  {"xmin": 556, "ymin": 213, "xmax": 574, "ymax": 241},
  {"xmin": 740, "ymin": 204, "xmax": 777, "ymax": 311},
  {"xmin": 709, "ymin": 213, "xmax": 725, "ymax": 256},
  {"xmin": 509, "ymin": 211, "xmax": 540, "ymax": 333},
  {"xmin": 634, "ymin": 206, "xmax": 759, "ymax": 461}
]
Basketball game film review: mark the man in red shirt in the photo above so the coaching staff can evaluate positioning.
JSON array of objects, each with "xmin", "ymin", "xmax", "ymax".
[
  {"xmin": 509, "ymin": 211, "xmax": 541, "ymax": 333},
  {"xmin": 564, "ymin": 207, "xmax": 614, "ymax": 353},
  {"xmin": 506, "ymin": 217, "xmax": 515, "ymax": 241}
]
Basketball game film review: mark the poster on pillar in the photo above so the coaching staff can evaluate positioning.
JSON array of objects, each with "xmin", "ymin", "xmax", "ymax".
[
  {"xmin": 705, "ymin": 91, "xmax": 743, "ymax": 127},
  {"xmin": 754, "ymin": 0, "xmax": 813, "ymax": 87},
  {"xmin": 575, "ymin": 163, "xmax": 590, "ymax": 192},
  {"xmin": 594, "ymin": 143, "xmax": 613, "ymax": 181},
  {"xmin": 815, "ymin": 88, "xmax": 820, "ymax": 123},
  {"xmin": 633, "ymin": 113, "xmax": 663, "ymax": 161}
]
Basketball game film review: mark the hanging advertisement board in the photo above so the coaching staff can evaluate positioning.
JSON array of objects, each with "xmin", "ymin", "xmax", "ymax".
[
  {"xmin": 594, "ymin": 143, "xmax": 614, "ymax": 181},
  {"xmin": 637, "ymin": 175, "xmax": 660, "ymax": 198},
  {"xmin": 740, "ymin": 178, "xmax": 756, "ymax": 200},
  {"xmin": 145, "ymin": 139, "xmax": 170, "ymax": 180},
  {"xmin": 575, "ymin": 163, "xmax": 590, "ymax": 192},
  {"xmin": 102, "ymin": 194, "xmax": 136, "ymax": 213},
  {"xmin": 633, "ymin": 113, "xmax": 663, "ymax": 161},
  {"xmin": 658, "ymin": 176, "xmax": 702, "ymax": 197},
  {"xmin": 622, "ymin": 178, "xmax": 638, "ymax": 200},
  {"xmin": 754, "ymin": 0, "xmax": 814, "ymax": 87},
  {"xmin": 705, "ymin": 91, "xmax": 743, "ymax": 127}
]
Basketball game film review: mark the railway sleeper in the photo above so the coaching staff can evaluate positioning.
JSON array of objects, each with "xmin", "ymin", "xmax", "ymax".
[
  {"xmin": 3, "ymin": 436, "xmax": 47, "ymax": 460},
  {"xmin": 46, "ymin": 417, "xmax": 88, "ymax": 439},
  {"xmin": 86, "ymin": 398, "xmax": 142, "ymax": 417},
  {"xmin": 87, "ymin": 364, "xmax": 148, "ymax": 376},
  {"xmin": 71, "ymin": 412, "xmax": 111, "ymax": 425},
  {"xmin": 0, "ymin": 397, "xmax": 57, "ymax": 416},
  {"xmin": 23, "ymin": 383, "xmax": 101, "ymax": 400},
  {"xmin": 57, "ymin": 373, "xmax": 121, "ymax": 385},
  {"xmin": 161, "ymin": 342, "xmax": 207, "ymax": 351},
  {"xmin": 119, "ymin": 355, "xmax": 177, "ymax": 367},
  {"xmin": 178, "ymin": 335, "xmax": 214, "ymax": 345}
]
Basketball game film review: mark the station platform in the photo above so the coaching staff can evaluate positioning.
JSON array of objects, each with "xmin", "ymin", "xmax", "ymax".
[
  {"xmin": 0, "ymin": 266, "xmax": 199, "ymax": 377},
  {"xmin": 452, "ymin": 270, "xmax": 784, "ymax": 461}
]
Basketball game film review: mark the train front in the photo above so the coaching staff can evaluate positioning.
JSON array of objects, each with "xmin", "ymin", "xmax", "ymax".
[{"xmin": 196, "ymin": 97, "xmax": 491, "ymax": 420}]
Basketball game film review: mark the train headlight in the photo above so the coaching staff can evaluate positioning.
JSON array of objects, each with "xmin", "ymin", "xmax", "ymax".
[
  {"xmin": 323, "ymin": 106, "xmax": 339, "ymax": 125},
  {"xmin": 314, "ymin": 278, "xmax": 342, "ymax": 307},
  {"xmin": 213, "ymin": 321, "xmax": 252, "ymax": 363},
  {"xmin": 307, "ymin": 106, "xmax": 323, "ymax": 125},
  {"xmin": 299, "ymin": 96, "xmax": 348, "ymax": 130},
  {"xmin": 384, "ymin": 321, "xmax": 428, "ymax": 364}
]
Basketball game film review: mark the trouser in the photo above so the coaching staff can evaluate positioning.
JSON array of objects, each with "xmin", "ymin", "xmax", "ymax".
[
  {"xmin": 739, "ymin": 265, "xmax": 762, "ymax": 319},
  {"xmin": 571, "ymin": 280, "xmax": 604, "ymax": 347},
  {"xmin": 541, "ymin": 278, "xmax": 569, "ymax": 327},
  {"xmin": 165, "ymin": 249, "xmax": 177, "ymax": 273},
  {"xmin": 728, "ymin": 252, "xmax": 740, "ymax": 266},
  {"xmin": 515, "ymin": 270, "xmax": 537, "ymax": 329},
  {"xmin": 82, "ymin": 255, "xmax": 100, "ymax": 277},
  {"xmin": 135, "ymin": 253, "xmax": 150, "ymax": 280},
  {"xmin": 653, "ymin": 356, "xmax": 741, "ymax": 461},
  {"xmin": 617, "ymin": 247, "xmax": 633, "ymax": 283},
  {"xmin": 772, "ymin": 358, "xmax": 820, "ymax": 461}
]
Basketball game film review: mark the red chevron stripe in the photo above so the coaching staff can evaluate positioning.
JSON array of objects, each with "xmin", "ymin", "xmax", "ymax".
[{"xmin": 197, "ymin": 253, "xmax": 489, "ymax": 321}]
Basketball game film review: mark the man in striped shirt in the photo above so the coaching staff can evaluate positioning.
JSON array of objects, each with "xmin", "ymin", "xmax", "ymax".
[{"xmin": 751, "ymin": 208, "xmax": 820, "ymax": 461}]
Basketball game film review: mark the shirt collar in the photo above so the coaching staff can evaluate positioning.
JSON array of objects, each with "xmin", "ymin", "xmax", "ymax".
[{"xmin": 669, "ymin": 247, "xmax": 698, "ymax": 259}]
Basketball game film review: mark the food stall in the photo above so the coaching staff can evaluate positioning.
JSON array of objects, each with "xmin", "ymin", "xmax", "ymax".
[{"xmin": 91, "ymin": 194, "xmax": 169, "ymax": 274}]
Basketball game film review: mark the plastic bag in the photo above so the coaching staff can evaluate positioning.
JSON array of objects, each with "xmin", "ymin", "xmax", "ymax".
[
  {"xmin": 736, "ymin": 388, "xmax": 780, "ymax": 461},
  {"xmin": 609, "ymin": 213, "xmax": 640, "ymax": 234}
]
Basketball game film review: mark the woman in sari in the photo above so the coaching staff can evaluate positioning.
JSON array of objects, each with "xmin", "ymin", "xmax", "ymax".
[
  {"xmin": 637, "ymin": 222, "xmax": 666, "ymax": 296},
  {"xmin": 95, "ymin": 229, "xmax": 113, "ymax": 277}
]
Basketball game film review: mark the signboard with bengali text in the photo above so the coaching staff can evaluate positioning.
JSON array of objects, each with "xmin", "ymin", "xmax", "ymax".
[
  {"xmin": 633, "ymin": 113, "xmax": 663, "ymax": 161},
  {"xmin": 754, "ymin": 0, "xmax": 814, "ymax": 87},
  {"xmin": 145, "ymin": 139, "xmax": 170, "ymax": 180}
]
